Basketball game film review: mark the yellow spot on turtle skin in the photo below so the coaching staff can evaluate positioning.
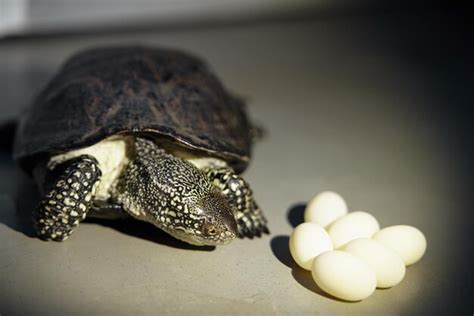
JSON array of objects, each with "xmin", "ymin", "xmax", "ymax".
[
  {"xmin": 70, "ymin": 210, "xmax": 79, "ymax": 216},
  {"xmin": 64, "ymin": 198, "xmax": 76, "ymax": 207},
  {"xmin": 83, "ymin": 182, "xmax": 89, "ymax": 187},
  {"xmin": 85, "ymin": 194, "xmax": 92, "ymax": 202},
  {"xmin": 56, "ymin": 194, "xmax": 62, "ymax": 199},
  {"xmin": 73, "ymin": 171, "xmax": 81, "ymax": 177},
  {"xmin": 72, "ymin": 183, "xmax": 81, "ymax": 190},
  {"xmin": 79, "ymin": 204, "xmax": 86, "ymax": 211},
  {"xmin": 62, "ymin": 218, "xmax": 68, "ymax": 223},
  {"xmin": 49, "ymin": 200, "xmax": 56, "ymax": 205},
  {"xmin": 67, "ymin": 179, "xmax": 72, "ymax": 183}
]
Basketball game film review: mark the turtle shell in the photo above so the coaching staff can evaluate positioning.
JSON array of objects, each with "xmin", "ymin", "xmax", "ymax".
[{"xmin": 14, "ymin": 46, "xmax": 253, "ymax": 174}]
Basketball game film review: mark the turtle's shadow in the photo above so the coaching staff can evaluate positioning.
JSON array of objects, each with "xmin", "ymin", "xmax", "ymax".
[
  {"xmin": 1, "ymin": 158, "xmax": 213, "ymax": 251},
  {"xmin": 0, "ymin": 160, "xmax": 37, "ymax": 238},
  {"xmin": 84, "ymin": 218, "xmax": 215, "ymax": 251},
  {"xmin": 13, "ymin": 175, "xmax": 38, "ymax": 238}
]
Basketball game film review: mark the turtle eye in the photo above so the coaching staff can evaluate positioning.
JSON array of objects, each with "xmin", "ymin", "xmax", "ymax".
[{"xmin": 204, "ymin": 224, "xmax": 218, "ymax": 236}]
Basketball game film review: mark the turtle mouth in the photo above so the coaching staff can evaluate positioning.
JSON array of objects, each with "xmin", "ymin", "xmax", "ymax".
[{"xmin": 169, "ymin": 226, "xmax": 237, "ymax": 246}]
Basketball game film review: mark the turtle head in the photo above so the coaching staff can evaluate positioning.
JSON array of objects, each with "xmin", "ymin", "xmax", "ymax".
[
  {"xmin": 168, "ymin": 190, "xmax": 239, "ymax": 246},
  {"xmin": 116, "ymin": 142, "xmax": 238, "ymax": 246}
]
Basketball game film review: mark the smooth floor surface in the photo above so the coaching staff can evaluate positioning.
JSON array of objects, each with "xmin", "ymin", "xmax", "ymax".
[{"xmin": 1, "ymin": 12, "xmax": 473, "ymax": 315}]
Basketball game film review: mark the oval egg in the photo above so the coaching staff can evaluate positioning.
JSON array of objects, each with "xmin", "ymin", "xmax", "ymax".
[
  {"xmin": 372, "ymin": 225, "xmax": 427, "ymax": 266},
  {"xmin": 289, "ymin": 223, "xmax": 333, "ymax": 270},
  {"xmin": 304, "ymin": 191, "xmax": 348, "ymax": 227},
  {"xmin": 311, "ymin": 251, "xmax": 377, "ymax": 301},
  {"xmin": 327, "ymin": 211, "xmax": 380, "ymax": 249},
  {"xmin": 343, "ymin": 238, "xmax": 406, "ymax": 288}
]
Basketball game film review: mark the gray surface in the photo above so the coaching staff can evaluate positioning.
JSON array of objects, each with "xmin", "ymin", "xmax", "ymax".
[{"xmin": 1, "ymin": 13, "xmax": 473, "ymax": 315}]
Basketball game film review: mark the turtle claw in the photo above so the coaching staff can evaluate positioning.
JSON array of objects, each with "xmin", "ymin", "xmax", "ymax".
[
  {"xmin": 238, "ymin": 225, "xmax": 251, "ymax": 239},
  {"xmin": 237, "ymin": 201, "xmax": 269, "ymax": 239}
]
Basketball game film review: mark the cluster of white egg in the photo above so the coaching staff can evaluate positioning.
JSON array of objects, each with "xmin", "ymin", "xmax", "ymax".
[{"xmin": 289, "ymin": 191, "xmax": 427, "ymax": 301}]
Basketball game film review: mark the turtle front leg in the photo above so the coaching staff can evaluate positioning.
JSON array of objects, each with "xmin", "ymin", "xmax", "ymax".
[
  {"xmin": 203, "ymin": 167, "xmax": 269, "ymax": 238},
  {"xmin": 33, "ymin": 155, "xmax": 101, "ymax": 241}
]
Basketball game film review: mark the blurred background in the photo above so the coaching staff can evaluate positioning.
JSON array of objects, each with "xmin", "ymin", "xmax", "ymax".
[
  {"xmin": 0, "ymin": 0, "xmax": 450, "ymax": 38},
  {"xmin": 0, "ymin": 0, "xmax": 354, "ymax": 37},
  {"xmin": 0, "ymin": 1, "xmax": 472, "ymax": 315}
]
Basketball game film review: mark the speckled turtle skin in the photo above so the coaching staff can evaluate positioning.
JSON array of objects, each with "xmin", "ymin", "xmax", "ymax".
[
  {"xmin": 14, "ymin": 46, "xmax": 252, "ymax": 174},
  {"xmin": 13, "ymin": 46, "xmax": 268, "ymax": 245}
]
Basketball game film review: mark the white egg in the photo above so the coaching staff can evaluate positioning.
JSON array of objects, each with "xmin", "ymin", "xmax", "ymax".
[
  {"xmin": 343, "ymin": 238, "xmax": 406, "ymax": 288},
  {"xmin": 372, "ymin": 225, "xmax": 427, "ymax": 266},
  {"xmin": 304, "ymin": 191, "xmax": 348, "ymax": 227},
  {"xmin": 311, "ymin": 251, "xmax": 377, "ymax": 301},
  {"xmin": 289, "ymin": 223, "xmax": 333, "ymax": 270},
  {"xmin": 327, "ymin": 211, "xmax": 380, "ymax": 249}
]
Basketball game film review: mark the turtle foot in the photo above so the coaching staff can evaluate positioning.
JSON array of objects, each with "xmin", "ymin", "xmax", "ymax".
[
  {"xmin": 33, "ymin": 155, "xmax": 101, "ymax": 241},
  {"xmin": 237, "ymin": 201, "xmax": 270, "ymax": 239}
]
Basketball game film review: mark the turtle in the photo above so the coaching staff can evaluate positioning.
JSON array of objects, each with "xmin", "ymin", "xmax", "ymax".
[{"xmin": 12, "ymin": 45, "xmax": 269, "ymax": 246}]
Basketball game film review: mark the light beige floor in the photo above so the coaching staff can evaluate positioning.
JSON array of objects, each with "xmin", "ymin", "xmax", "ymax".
[{"xmin": 1, "ymin": 13, "xmax": 472, "ymax": 315}]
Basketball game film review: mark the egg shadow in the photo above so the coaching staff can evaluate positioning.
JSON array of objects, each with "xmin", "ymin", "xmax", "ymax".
[
  {"xmin": 287, "ymin": 202, "xmax": 306, "ymax": 227},
  {"xmin": 270, "ymin": 235, "xmax": 353, "ymax": 302},
  {"xmin": 270, "ymin": 235, "xmax": 294, "ymax": 268}
]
